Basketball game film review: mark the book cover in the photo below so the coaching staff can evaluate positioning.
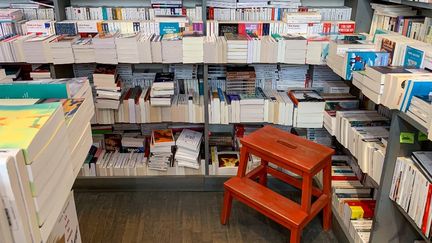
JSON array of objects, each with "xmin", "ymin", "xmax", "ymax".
[
  {"xmin": 0, "ymin": 103, "xmax": 61, "ymax": 150},
  {"xmin": 380, "ymin": 38, "xmax": 396, "ymax": 65},
  {"xmin": 217, "ymin": 152, "xmax": 239, "ymax": 168},
  {"xmin": 152, "ymin": 129, "xmax": 174, "ymax": 143},
  {"xmin": 0, "ymin": 83, "xmax": 70, "ymax": 99},
  {"xmin": 218, "ymin": 23, "xmax": 238, "ymax": 37},
  {"xmin": 400, "ymin": 80, "xmax": 432, "ymax": 112},
  {"xmin": 36, "ymin": 98, "xmax": 84, "ymax": 125},
  {"xmin": 159, "ymin": 22, "xmax": 180, "ymax": 35},
  {"xmin": 104, "ymin": 134, "xmax": 122, "ymax": 152},
  {"xmin": 345, "ymin": 51, "xmax": 389, "ymax": 80},
  {"xmin": 369, "ymin": 66, "xmax": 411, "ymax": 74},
  {"xmin": 404, "ymin": 46, "xmax": 424, "ymax": 68}
]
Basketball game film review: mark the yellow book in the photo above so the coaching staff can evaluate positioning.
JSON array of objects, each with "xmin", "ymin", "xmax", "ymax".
[{"xmin": 350, "ymin": 206, "xmax": 365, "ymax": 219}]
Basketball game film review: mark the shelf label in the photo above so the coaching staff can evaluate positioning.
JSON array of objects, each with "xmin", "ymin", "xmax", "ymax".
[
  {"xmin": 400, "ymin": 132, "xmax": 415, "ymax": 144},
  {"xmin": 419, "ymin": 132, "xmax": 428, "ymax": 142}
]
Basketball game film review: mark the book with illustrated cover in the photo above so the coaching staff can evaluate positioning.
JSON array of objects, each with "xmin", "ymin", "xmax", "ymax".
[
  {"xmin": 176, "ymin": 129, "xmax": 202, "ymax": 151},
  {"xmin": 345, "ymin": 51, "xmax": 389, "ymax": 80},
  {"xmin": 288, "ymin": 90, "xmax": 324, "ymax": 104},
  {"xmin": 216, "ymin": 151, "xmax": 240, "ymax": 175},
  {"xmin": 404, "ymin": 45, "xmax": 424, "ymax": 68},
  {"xmin": 380, "ymin": 38, "xmax": 396, "ymax": 65},
  {"xmin": 152, "ymin": 129, "xmax": 175, "ymax": 145},
  {"xmin": 218, "ymin": 23, "xmax": 238, "ymax": 36},
  {"xmin": 104, "ymin": 134, "xmax": 122, "ymax": 152}
]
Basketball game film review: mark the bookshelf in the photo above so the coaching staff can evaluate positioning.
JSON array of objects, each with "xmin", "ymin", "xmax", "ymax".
[{"xmin": 370, "ymin": 111, "xmax": 432, "ymax": 242}]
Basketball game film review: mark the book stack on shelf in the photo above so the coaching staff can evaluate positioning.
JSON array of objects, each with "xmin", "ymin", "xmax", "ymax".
[
  {"xmin": 49, "ymin": 35, "xmax": 80, "ymax": 65},
  {"xmin": 149, "ymin": 129, "xmax": 175, "ymax": 172},
  {"xmin": 288, "ymin": 89, "xmax": 325, "ymax": 128},
  {"xmin": 93, "ymin": 32, "xmax": 119, "ymax": 64},
  {"xmin": 277, "ymin": 64, "xmax": 307, "ymax": 90},
  {"xmin": 29, "ymin": 64, "xmax": 51, "ymax": 80},
  {"xmin": 115, "ymin": 33, "xmax": 141, "ymax": 63},
  {"xmin": 212, "ymin": 150, "xmax": 240, "ymax": 175},
  {"xmin": 326, "ymin": 38, "xmax": 389, "ymax": 80},
  {"xmin": 225, "ymin": 33, "xmax": 248, "ymax": 63},
  {"xmin": 357, "ymin": 66, "xmax": 432, "ymax": 105},
  {"xmin": 150, "ymin": 72, "xmax": 175, "ymax": 106},
  {"xmin": 162, "ymin": 33, "xmax": 183, "ymax": 63},
  {"xmin": 93, "ymin": 64, "xmax": 122, "ymax": 110},
  {"xmin": 183, "ymin": 33, "xmax": 204, "ymax": 63},
  {"xmin": 72, "ymin": 38, "xmax": 95, "ymax": 63},
  {"xmin": 92, "ymin": 149, "xmax": 147, "ymax": 177},
  {"xmin": 226, "ymin": 66, "xmax": 256, "ymax": 94},
  {"xmin": 23, "ymin": 34, "xmax": 56, "ymax": 64},
  {"xmin": 390, "ymin": 153, "xmax": 432, "ymax": 239},
  {"xmin": 175, "ymin": 129, "xmax": 203, "ymax": 169}
]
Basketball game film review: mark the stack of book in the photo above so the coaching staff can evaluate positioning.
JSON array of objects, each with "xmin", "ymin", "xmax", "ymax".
[
  {"xmin": 93, "ymin": 32, "xmax": 119, "ymax": 64},
  {"xmin": 277, "ymin": 64, "xmax": 307, "ymax": 90},
  {"xmin": 30, "ymin": 64, "xmax": 51, "ymax": 80},
  {"xmin": 390, "ymin": 155, "xmax": 432, "ymax": 238},
  {"xmin": 326, "ymin": 39, "xmax": 387, "ymax": 80},
  {"xmin": 175, "ymin": 129, "xmax": 203, "ymax": 169},
  {"xmin": 281, "ymin": 35, "xmax": 307, "ymax": 64},
  {"xmin": 49, "ymin": 35, "xmax": 79, "ymax": 64},
  {"xmin": 239, "ymin": 92, "xmax": 265, "ymax": 123},
  {"xmin": 359, "ymin": 66, "xmax": 432, "ymax": 108},
  {"xmin": 150, "ymin": 72, "xmax": 175, "ymax": 106},
  {"xmin": 407, "ymin": 94, "xmax": 432, "ymax": 129},
  {"xmin": 23, "ymin": 34, "xmax": 56, "ymax": 63},
  {"xmin": 225, "ymin": 33, "xmax": 248, "ymax": 63},
  {"xmin": 162, "ymin": 33, "xmax": 183, "ymax": 63},
  {"xmin": 288, "ymin": 89, "xmax": 325, "ymax": 128},
  {"xmin": 72, "ymin": 38, "xmax": 95, "ymax": 63},
  {"xmin": 115, "ymin": 33, "xmax": 141, "ymax": 63},
  {"xmin": 0, "ymin": 103, "xmax": 74, "ymax": 242},
  {"xmin": 203, "ymin": 36, "xmax": 227, "ymax": 63},
  {"xmin": 149, "ymin": 129, "xmax": 175, "ymax": 171},
  {"xmin": 182, "ymin": 33, "xmax": 204, "ymax": 63},
  {"xmin": 226, "ymin": 66, "xmax": 256, "ymax": 94},
  {"xmin": 93, "ymin": 64, "xmax": 122, "ymax": 109}
]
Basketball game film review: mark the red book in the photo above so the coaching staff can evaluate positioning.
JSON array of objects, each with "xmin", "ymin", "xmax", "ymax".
[
  {"xmin": 271, "ymin": 8, "xmax": 275, "ymax": 21},
  {"xmin": 332, "ymin": 176, "xmax": 359, "ymax": 181},
  {"xmin": 421, "ymin": 184, "xmax": 432, "ymax": 235},
  {"xmin": 238, "ymin": 24, "xmax": 246, "ymax": 35},
  {"xmin": 345, "ymin": 200, "xmax": 376, "ymax": 219}
]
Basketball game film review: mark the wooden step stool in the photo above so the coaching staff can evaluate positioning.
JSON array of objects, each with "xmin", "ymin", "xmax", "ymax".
[{"xmin": 221, "ymin": 126, "xmax": 334, "ymax": 243}]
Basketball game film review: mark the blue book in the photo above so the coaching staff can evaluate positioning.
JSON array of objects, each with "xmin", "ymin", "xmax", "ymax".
[
  {"xmin": 345, "ymin": 51, "xmax": 389, "ymax": 80},
  {"xmin": 400, "ymin": 80, "xmax": 432, "ymax": 112},
  {"xmin": 404, "ymin": 45, "xmax": 424, "ymax": 68},
  {"xmin": 159, "ymin": 22, "xmax": 180, "ymax": 35},
  {"xmin": 217, "ymin": 88, "xmax": 225, "ymax": 102},
  {"xmin": 102, "ymin": 7, "xmax": 108, "ymax": 20}
]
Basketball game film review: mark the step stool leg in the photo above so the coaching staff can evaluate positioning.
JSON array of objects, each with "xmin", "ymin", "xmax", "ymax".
[
  {"xmin": 323, "ymin": 163, "xmax": 332, "ymax": 230},
  {"xmin": 236, "ymin": 147, "xmax": 249, "ymax": 178},
  {"xmin": 289, "ymin": 228, "xmax": 301, "ymax": 243},
  {"xmin": 221, "ymin": 190, "xmax": 233, "ymax": 225},
  {"xmin": 259, "ymin": 160, "xmax": 268, "ymax": 186}
]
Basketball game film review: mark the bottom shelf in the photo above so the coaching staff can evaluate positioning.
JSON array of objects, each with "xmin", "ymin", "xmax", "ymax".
[{"xmin": 392, "ymin": 201, "xmax": 431, "ymax": 243}]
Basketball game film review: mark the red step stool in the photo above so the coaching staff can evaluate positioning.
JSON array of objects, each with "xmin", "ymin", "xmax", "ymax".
[{"xmin": 221, "ymin": 126, "xmax": 334, "ymax": 243}]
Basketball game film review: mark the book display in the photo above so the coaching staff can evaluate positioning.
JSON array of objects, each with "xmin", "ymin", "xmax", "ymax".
[{"xmin": 0, "ymin": 0, "xmax": 432, "ymax": 242}]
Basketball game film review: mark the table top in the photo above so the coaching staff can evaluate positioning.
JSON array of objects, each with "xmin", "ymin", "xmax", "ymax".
[{"xmin": 240, "ymin": 125, "xmax": 334, "ymax": 172}]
